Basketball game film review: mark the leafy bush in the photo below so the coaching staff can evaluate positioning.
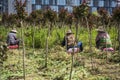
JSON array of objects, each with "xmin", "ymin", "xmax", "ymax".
[
  {"xmin": 112, "ymin": 7, "xmax": 120, "ymax": 23},
  {"xmin": 98, "ymin": 7, "xmax": 111, "ymax": 26},
  {"xmin": 2, "ymin": 13, "xmax": 18, "ymax": 27},
  {"xmin": 73, "ymin": 3, "xmax": 90, "ymax": 20},
  {"xmin": 44, "ymin": 8, "xmax": 57, "ymax": 23},
  {"xmin": 14, "ymin": 0, "xmax": 27, "ymax": 20},
  {"xmin": 65, "ymin": 13, "xmax": 74, "ymax": 28},
  {"xmin": 27, "ymin": 10, "xmax": 43, "ymax": 25},
  {"xmin": 58, "ymin": 8, "xmax": 68, "ymax": 22}
]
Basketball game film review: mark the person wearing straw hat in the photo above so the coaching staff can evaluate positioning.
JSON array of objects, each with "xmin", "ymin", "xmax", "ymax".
[
  {"xmin": 96, "ymin": 26, "xmax": 113, "ymax": 51},
  {"xmin": 62, "ymin": 30, "xmax": 83, "ymax": 53},
  {"xmin": 6, "ymin": 29, "xmax": 20, "ymax": 47}
]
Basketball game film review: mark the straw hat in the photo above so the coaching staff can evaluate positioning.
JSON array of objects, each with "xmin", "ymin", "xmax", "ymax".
[
  {"xmin": 66, "ymin": 30, "xmax": 74, "ymax": 34},
  {"xmin": 11, "ymin": 29, "xmax": 17, "ymax": 33},
  {"xmin": 96, "ymin": 26, "xmax": 105, "ymax": 32}
]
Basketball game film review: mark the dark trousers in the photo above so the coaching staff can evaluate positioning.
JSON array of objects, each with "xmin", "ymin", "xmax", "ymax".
[{"xmin": 10, "ymin": 40, "xmax": 20, "ymax": 46}]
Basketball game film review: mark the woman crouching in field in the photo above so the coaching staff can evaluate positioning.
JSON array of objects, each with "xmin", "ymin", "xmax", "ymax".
[
  {"xmin": 95, "ymin": 26, "xmax": 114, "ymax": 51},
  {"xmin": 62, "ymin": 30, "xmax": 83, "ymax": 54}
]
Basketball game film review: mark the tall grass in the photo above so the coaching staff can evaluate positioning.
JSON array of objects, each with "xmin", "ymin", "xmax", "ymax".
[
  {"xmin": 0, "ymin": 26, "xmax": 10, "ymax": 42},
  {"xmin": 0, "ymin": 25, "xmax": 117, "ymax": 49}
]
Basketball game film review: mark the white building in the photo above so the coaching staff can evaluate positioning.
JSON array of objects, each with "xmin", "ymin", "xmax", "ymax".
[
  {"xmin": 0, "ymin": 0, "xmax": 120, "ymax": 15},
  {"xmin": 117, "ymin": 0, "xmax": 120, "ymax": 7},
  {"xmin": 8, "ymin": 0, "xmax": 32, "ymax": 15}
]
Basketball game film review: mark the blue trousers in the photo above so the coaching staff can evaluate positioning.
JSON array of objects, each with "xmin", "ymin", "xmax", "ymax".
[
  {"xmin": 77, "ymin": 42, "xmax": 83, "ymax": 51},
  {"xmin": 67, "ymin": 41, "xmax": 83, "ymax": 51}
]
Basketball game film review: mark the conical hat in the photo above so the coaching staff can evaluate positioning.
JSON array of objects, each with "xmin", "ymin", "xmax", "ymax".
[
  {"xmin": 66, "ymin": 30, "xmax": 74, "ymax": 34},
  {"xmin": 11, "ymin": 29, "xmax": 17, "ymax": 33},
  {"xmin": 96, "ymin": 26, "xmax": 105, "ymax": 32}
]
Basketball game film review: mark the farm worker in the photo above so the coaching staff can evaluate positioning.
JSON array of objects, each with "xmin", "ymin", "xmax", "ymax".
[
  {"xmin": 95, "ymin": 26, "xmax": 114, "ymax": 51},
  {"xmin": 6, "ymin": 29, "xmax": 20, "ymax": 46},
  {"xmin": 62, "ymin": 30, "xmax": 83, "ymax": 53}
]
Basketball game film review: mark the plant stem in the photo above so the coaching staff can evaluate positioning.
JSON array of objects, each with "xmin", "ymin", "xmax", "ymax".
[
  {"xmin": 85, "ymin": 17, "xmax": 94, "ymax": 70},
  {"xmin": 21, "ymin": 21, "xmax": 26, "ymax": 80},
  {"xmin": 114, "ymin": 24, "xmax": 117, "ymax": 51},
  {"xmin": 85, "ymin": 17, "xmax": 92, "ymax": 52},
  {"xmin": 32, "ymin": 23, "xmax": 35, "ymax": 53},
  {"xmin": 69, "ymin": 23, "xmax": 76, "ymax": 80},
  {"xmin": 45, "ymin": 36, "xmax": 48, "ymax": 67},
  {"xmin": 75, "ymin": 21, "xmax": 78, "ymax": 42},
  {"xmin": 45, "ymin": 23, "xmax": 50, "ymax": 67},
  {"xmin": 118, "ymin": 23, "xmax": 120, "ymax": 54},
  {"xmin": 69, "ymin": 54, "xmax": 74, "ymax": 80}
]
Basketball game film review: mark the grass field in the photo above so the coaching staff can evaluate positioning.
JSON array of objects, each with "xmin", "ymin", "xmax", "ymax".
[{"xmin": 0, "ymin": 25, "xmax": 120, "ymax": 80}]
